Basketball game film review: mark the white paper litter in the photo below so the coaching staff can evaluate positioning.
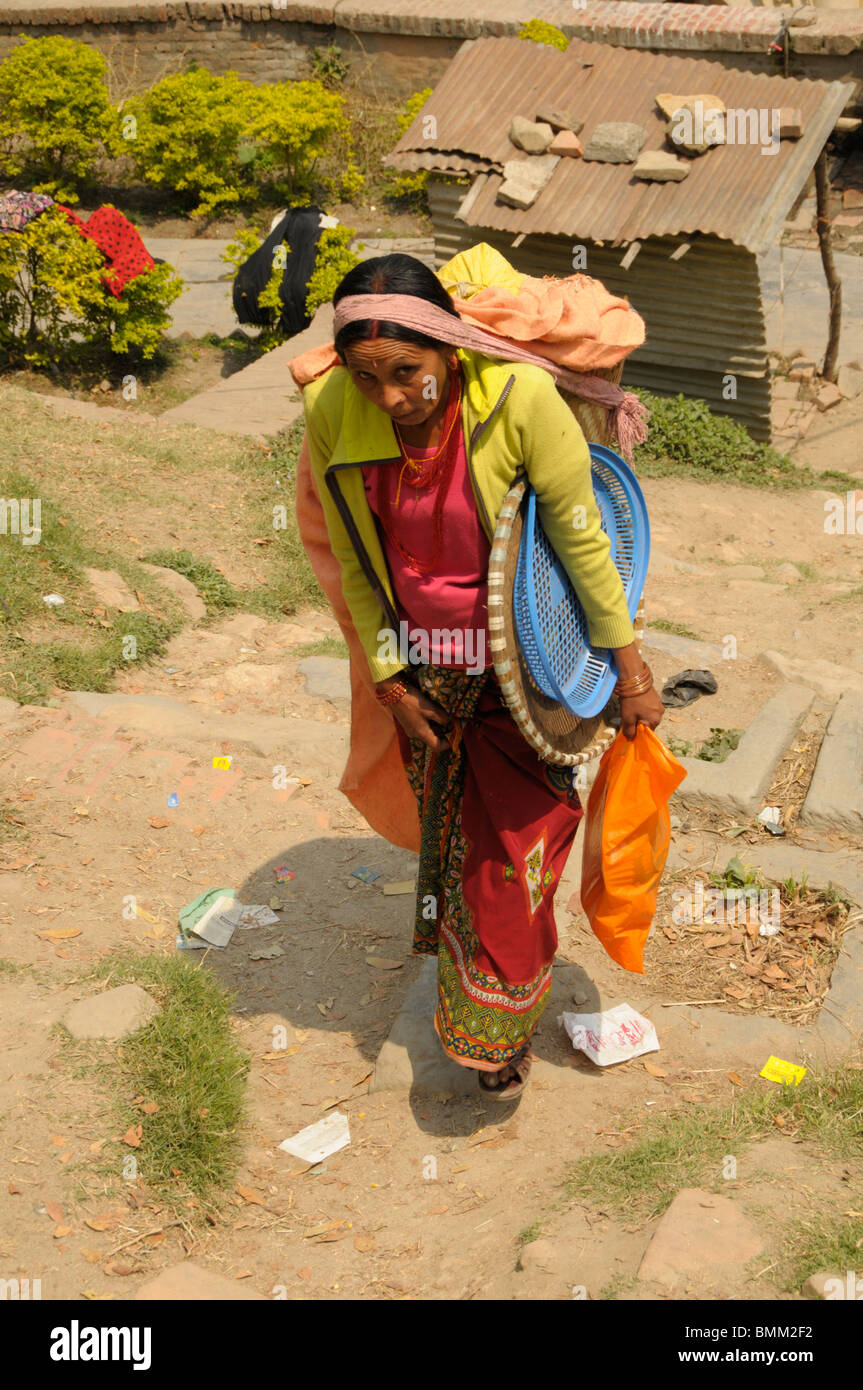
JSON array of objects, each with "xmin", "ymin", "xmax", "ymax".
[
  {"xmin": 558, "ymin": 1003, "xmax": 659, "ymax": 1066},
  {"xmin": 757, "ymin": 806, "xmax": 781, "ymax": 826},
  {"xmin": 188, "ymin": 894, "xmax": 238, "ymax": 948},
  {"xmin": 42, "ymin": 593, "xmax": 65, "ymax": 606},
  {"xmin": 232, "ymin": 903, "xmax": 280, "ymax": 929},
  {"xmin": 279, "ymin": 1111, "xmax": 350, "ymax": 1165}
]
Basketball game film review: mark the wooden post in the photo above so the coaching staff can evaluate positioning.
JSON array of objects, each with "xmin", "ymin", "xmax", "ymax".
[{"xmin": 815, "ymin": 151, "xmax": 841, "ymax": 383}]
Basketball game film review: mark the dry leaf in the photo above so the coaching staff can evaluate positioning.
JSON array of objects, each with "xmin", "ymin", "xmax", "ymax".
[
  {"xmin": 36, "ymin": 928, "xmax": 81, "ymax": 942},
  {"xmin": 8, "ymin": 1181, "xmax": 20, "ymax": 1195},
  {"xmin": 643, "ymin": 1059, "xmax": 668, "ymax": 1078},
  {"xmin": 353, "ymin": 1232, "xmax": 375, "ymax": 1252},
  {"xmin": 147, "ymin": 816, "xmax": 172, "ymax": 829},
  {"xmin": 122, "ymin": 1125, "xmax": 143, "ymax": 1148},
  {"xmin": 45, "ymin": 1201, "xmax": 65, "ymax": 1223},
  {"xmin": 236, "ymin": 1185, "xmax": 266, "ymax": 1207},
  {"xmin": 365, "ymin": 956, "xmax": 404, "ymax": 971},
  {"xmin": 724, "ymin": 983, "xmax": 749, "ymax": 1000},
  {"xmin": 140, "ymin": 1101, "xmax": 159, "ymax": 1115},
  {"xmin": 103, "ymin": 1262, "xmax": 139, "ymax": 1277},
  {"xmin": 319, "ymin": 1226, "xmax": 353, "ymax": 1243},
  {"xmin": 704, "ymin": 932, "xmax": 733, "ymax": 949},
  {"xmin": 144, "ymin": 1232, "xmax": 166, "ymax": 1247},
  {"xmin": 85, "ymin": 1217, "xmax": 114, "ymax": 1232},
  {"xmin": 303, "ymin": 1219, "xmax": 346, "ymax": 1240},
  {"xmin": 80, "ymin": 1249, "xmax": 102, "ymax": 1264},
  {"xmin": 297, "ymin": 1267, "xmax": 312, "ymax": 1281},
  {"xmin": 727, "ymin": 1071, "xmax": 744, "ymax": 1086},
  {"xmin": 88, "ymin": 1140, "xmax": 105, "ymax": 1155},
  {"xmin": 53, "ymin": 1225, "xmax": 72, "ymax": 1238},
  {"xmin": 427, "ymin": 1205, "xmax": 449, "ymax": 1215}
]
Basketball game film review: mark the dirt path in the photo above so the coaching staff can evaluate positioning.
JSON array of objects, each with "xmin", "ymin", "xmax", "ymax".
[{"xmin": 0, "ymin": 586, "xmax": 859, "ymax": 1302}]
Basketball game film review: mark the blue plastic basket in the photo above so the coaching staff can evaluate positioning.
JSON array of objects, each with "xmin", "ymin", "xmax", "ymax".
[{"xmin": 513, "ymin": 444, "xmax": 650, "ymax": 718}]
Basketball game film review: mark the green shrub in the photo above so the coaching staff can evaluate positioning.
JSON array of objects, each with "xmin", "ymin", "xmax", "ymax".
[
  {"xmin": 518, "ymin": 19, "xmax": 570, "ymax": 50},
  {"xmin": 0, "ymin": 35, "xmax": 119, "ymax": 201},
  {"xmin": 308, "ymin": 45, "xmax": 350, "ymax": 90},
  {"xmin": 305, "ymin": 226, "xmax": 362, "ymax": 316},
  {"xmin": 123, "ymin": 68, "xmax": 257, "ymax": 218},
  {"xmin": 388, "ymin": 87, "xmax": 433, "ymax": 208},
  {"xmin": 246, "ymin": 79, "xmax": 363, "ymax": 203},
  {"xmin": 0, "ymin": 207, "xmax": 183, "ymax": 368}
]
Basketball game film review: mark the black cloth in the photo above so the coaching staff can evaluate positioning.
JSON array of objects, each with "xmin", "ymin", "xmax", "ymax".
[
  {"xmin": 660, "ymin": 669, "xmax": 718, "ymax": 708},
  {"xmin": 233, "ymin": 205, "xmax": 325, "ymax": 336}
]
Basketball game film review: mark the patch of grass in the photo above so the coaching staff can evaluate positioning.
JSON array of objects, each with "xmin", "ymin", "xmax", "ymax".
[
  {"xmin": 0, "ymin": 467, "xmax": 185, "ymax": 701},
  {"xmin": 0, "ymin": 958, "xmax": 28, "ymax": 976},
  {"xmin": 697, "ymin": 727, "xmax": 743, "ymax": 763},
  {"xmin": 295, "ymin": 635, "xmax": 349, "ymax": 659},
  {"xmin": 517, "ymin": 1220, "xmax": 544, "ymax": 1246},
  {"xmin": 79, "ymin": 951, "xmax": 250, "ymax": 1201},
  {"xmin": 647, "ymin": 619, "xmax": 702, "ymax": 641},
  {"xmin": 239, "ymin": 418, "xmax": 324, "ymax": 617},
  {"xmin": 634, "ymin": 390, "xmax": 861, "ymax": 491},
  {"xmin": 141, "ymin": 548, "xmax": 240, "ymax": 612},
  {"xmin": 782, "ymin": 1214, "xmax": 863, "ymax": 1294},
  {"xmin": 828, "ymin": 583, "xmax": 863, "ymax": 606},
  {"xmin": 565, "ymin": 1055, "xmax": 863, "ymax": 1223},
  {"xmin": 666, "ymin": 730, "xmax": 743, "ymax": 763},
  {"xmin": 599, "ymin": 1273, "xmax": 639, "ymax": 1300}
]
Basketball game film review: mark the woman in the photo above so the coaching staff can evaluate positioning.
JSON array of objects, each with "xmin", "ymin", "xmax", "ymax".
[{"xmin": 301, "ymin": 254, "xmax": 664, "ymax": 1100}]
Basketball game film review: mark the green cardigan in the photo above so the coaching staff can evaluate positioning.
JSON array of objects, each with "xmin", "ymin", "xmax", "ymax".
[{"xmin": 302, "ymin": 345, "xmax": 635, "ymax": 684}]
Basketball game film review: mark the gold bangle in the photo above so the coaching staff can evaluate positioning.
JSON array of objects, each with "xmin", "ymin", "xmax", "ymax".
[{"xmin": 615, "ymin": 663, "xmax": 653, "ymax": 697}]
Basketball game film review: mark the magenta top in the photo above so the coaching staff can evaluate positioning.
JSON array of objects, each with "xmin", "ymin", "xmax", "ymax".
[{"xmin": 362, "ymin": 427, "xmax": 492, "ymax": 672}]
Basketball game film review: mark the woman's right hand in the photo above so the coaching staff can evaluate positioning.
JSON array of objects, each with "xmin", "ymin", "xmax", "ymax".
[{"xmin": 377, "ymin": 677, "xmax": 451, "ymax": 753}]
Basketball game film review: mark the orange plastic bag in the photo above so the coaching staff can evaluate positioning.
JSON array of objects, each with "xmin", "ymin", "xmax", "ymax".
[{"xmin": 580, "ymin": 726, "xmax": 687, "ymax": 973}]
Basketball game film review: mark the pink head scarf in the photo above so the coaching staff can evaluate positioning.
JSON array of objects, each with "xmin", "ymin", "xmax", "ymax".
[{"xmin": 331, "ymin": 292, "xmax": 649, "ymax": 461}]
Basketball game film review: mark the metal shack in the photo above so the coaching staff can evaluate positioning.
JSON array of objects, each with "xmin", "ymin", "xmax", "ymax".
[{"xmin": 384, "ymin": 35, "xmax": 853, "ymax": 440}]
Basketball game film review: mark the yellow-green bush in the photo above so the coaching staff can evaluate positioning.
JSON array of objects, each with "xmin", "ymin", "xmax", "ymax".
[
  {"xmin": 0, "ymin": 35, "xmax": 120, "ymax": 201},
  {"xmin": 246, "ymin": 80, "xmax": 364, "ymax": 204},
  {"xmin": 0, "ymin": 208, "xmax": 183, "ymax": 367},
  {"xmin": 518, "ymin": 19, "xmax": 570, "ymax": 49},
  {"xmin": 123, "ymin": 68, "xmax": 258, "ymax": 219}
]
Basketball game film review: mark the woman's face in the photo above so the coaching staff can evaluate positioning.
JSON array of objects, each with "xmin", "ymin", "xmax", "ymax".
[{"xmin": 341, "ymin": 337, "xmax": 451, "ymax": 426}]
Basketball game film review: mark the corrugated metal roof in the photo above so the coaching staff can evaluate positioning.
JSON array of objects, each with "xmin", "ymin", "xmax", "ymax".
[
  {"xmin": 428, "ymin": 176, "xmax": 773, "ymax": 439},
  {"xmin": 385, "ymin": 36, "xmax": 854, "ymax": 254}
]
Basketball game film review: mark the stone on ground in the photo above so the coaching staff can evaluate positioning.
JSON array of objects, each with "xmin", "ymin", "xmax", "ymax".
[
  {"xmin": 135, "ymin": 1262, "xmax": 267, "ymax": 1300},
  {"xmin": 757, "ymin": 650, "xmax": 863, "ymax": 701},
  {"xmin": 778, "ymin": 107, "xmax": 804, "ymax": 139},
  {"xmin": 139, "ymin": 563, "xmax": 206, "ymax": 622},
  {"xmin": 215, "ymin": 613, "xmax": 269, "ymax": 643},
  {"xmin": 637, "ymin": 1188, "xmax": 764, "ymax": 1294},
  {"xmin": 800, "ymin": 692, "xmax": 863, "ymax": 835},
  {"xmin": 632, "ymin": 149, "xmax": 690, "ymax": 182},
  {"xmin": 83, "ymin": 568, "xmax": 139, "ymax": 613},
  {"xmin": 62, "ymin": 984, "xmax": 160, "ymax": 1041},
  {"xmin": 582, "ymin": 123, "xmax": 647, "ymax": 164},
  {"xmin": 837, "ymin": 363, "xmax": 863, "ymax": 398},
  {"xmin": 816, "ymin": 383, "xmax": 842, "ymax": 411},
  {"xmin": 298, "ymin": 656, "xmax": 351, "ymax": 704},
  {"xmin": 517, "ymin": 1239, "xmax": 560, "ymax": 1274},
  {"xmin": 655, "ymin": 91, "xmax": 726, "ymax": 122},
  {"xmin": 509, "ymin": 116, "xmax": 554, "ymax": 154}
]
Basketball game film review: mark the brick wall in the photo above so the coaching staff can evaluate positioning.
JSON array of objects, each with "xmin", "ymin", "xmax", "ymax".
[{"xmin": 0, "ymin": 3, "xmax": 858, "ymax": 106}]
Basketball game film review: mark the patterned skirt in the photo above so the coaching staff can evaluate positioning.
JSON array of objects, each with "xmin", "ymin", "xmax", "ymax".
[{"xmin": 395, "ymin": 665, "xmax": 585, "ymax": 1072}]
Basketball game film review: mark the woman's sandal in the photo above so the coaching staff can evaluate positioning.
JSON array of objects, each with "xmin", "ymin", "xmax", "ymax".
[{"xmin": 478, "ymin": 1044, "xmax": 533, "ymax": 1102}]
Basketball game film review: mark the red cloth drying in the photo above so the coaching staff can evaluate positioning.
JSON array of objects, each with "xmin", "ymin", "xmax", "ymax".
[{"xmin": 56, "ymin": 205, "xmax": 155, "ymax": 298}]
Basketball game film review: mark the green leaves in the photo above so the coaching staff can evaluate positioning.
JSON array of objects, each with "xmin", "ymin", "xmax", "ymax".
[{"xmin": 0, "ymin": 35, "xmax": 119, "ymax": 200}]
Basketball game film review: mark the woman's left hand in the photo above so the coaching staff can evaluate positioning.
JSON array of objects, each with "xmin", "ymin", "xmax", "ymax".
[{"xmin": 619, "ymin": 687, "xmax": 665, "ymax": 740}]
